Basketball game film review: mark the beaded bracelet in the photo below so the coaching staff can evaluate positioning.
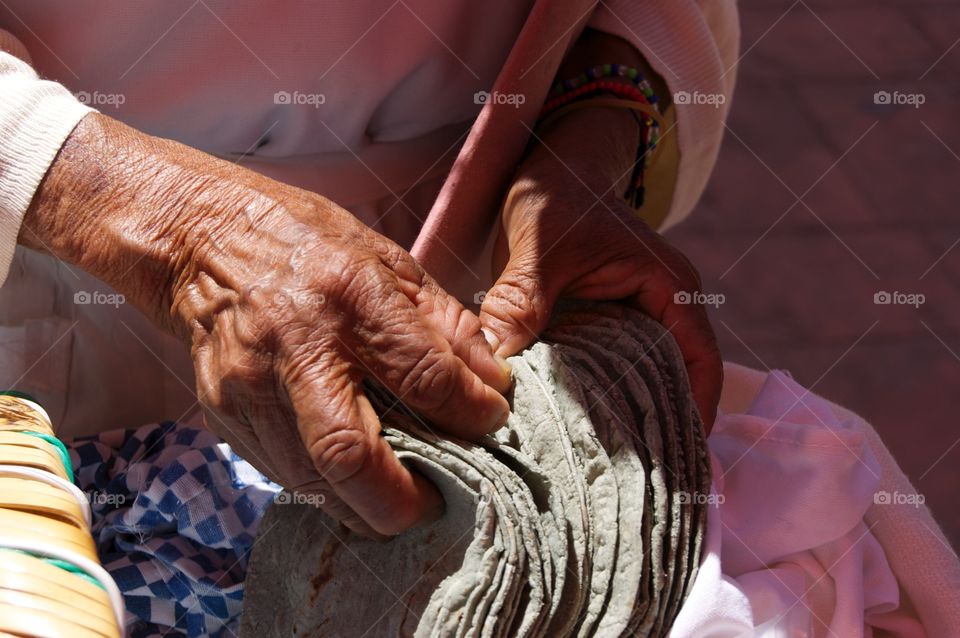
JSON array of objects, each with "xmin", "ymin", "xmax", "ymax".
[
  {"xmin": 540, "ymin": 79, "xmax": 656, "ymax": 120},
  {"xmin": 538, "ymin": 66, "xmax": 664, "ymax": 208},
  {"xmin": 539, "ymin": 97, "xmax": 664, "ymax": 208},
  {"xmin": 549, "ymin": 64, "xmax": 659, "ymax": 106},
  {"xmin": 538, "ymin": 81, "xmax": 664, "ymax": 157}
]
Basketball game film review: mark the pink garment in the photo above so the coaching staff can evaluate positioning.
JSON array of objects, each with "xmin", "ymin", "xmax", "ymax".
[{"xmin": 670, "ymin": 364, "xmax": 960, "ymax": 638}]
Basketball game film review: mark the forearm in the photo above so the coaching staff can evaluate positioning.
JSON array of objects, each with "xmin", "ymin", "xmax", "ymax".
[
  {"xmin": 513, "ymin": 29, "xmax": 667, "ymax": 204},
  {"xmin": 19, "ymin": 113, "xmax": 293, "ymax": 334},
  {"xmin": 20, "ymin": 114, "xmax": 204, "ymax": 328}
]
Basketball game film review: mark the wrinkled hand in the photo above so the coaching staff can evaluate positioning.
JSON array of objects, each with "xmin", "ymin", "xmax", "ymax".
[
  {"xmin": 22, "ymin": 114, "xmax": 512, "ymax": 536},
  {"xmin": 180, "ymin": 186, "xmax": 515, "ymax": 536},
  {"xmin": 479, "ymin": 110, "xmax": 722, "ymax": 429}
]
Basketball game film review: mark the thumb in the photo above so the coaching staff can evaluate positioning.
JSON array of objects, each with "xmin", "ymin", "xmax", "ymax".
[{"xmin": 479, "ymin": 256, "xmax": 560, "ymax": 358}]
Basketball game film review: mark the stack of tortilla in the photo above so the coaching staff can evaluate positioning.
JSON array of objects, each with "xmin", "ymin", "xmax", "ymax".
[{"xmin": 240, "ymin": 304, "xmax": 711, "ymax": 637}]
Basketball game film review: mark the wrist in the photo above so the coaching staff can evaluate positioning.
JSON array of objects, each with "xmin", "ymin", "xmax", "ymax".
[
  {"xmin": 529, "ymin": 106, "xmax": 638, "ymax": 188},
  {"xmin": 20, "ymin": 113, "xmax": 244, "ymax": 331},
  {"xmin": 507, "ymin": 107, "xmax": 637, "ymax": 223}
]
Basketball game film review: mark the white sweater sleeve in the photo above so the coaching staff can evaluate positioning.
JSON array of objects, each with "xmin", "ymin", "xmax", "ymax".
[
  {"xmin": 588, "ymin": 0, "xmax": 740, "ymax": 230},
  {"xmin": 0, "ymin": 29, "xmax": 95, "ymax": 285}
]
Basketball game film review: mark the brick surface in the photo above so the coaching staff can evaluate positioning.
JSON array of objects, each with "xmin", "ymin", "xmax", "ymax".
[{"xmin": 666, "ymin": 0, "xmax": 960, "ymax": 547}]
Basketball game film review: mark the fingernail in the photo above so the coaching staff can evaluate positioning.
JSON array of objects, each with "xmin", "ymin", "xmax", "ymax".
[
  {"xmin": 496, "ymin": 407, "xmax": 511, "ymax": 429},
  {"xmin": 481, "ymin": 327, "xmax": 500, "ymax": 353},
  {"xmin": 483, "ymin": 328, "xmax": 512, "ymax": 385},
  {"xmin": 494, "ymin": 352, "xmax": 513, "ymax": 378}
]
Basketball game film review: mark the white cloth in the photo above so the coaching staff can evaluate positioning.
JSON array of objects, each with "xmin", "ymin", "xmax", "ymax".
[
  {"xmin": 0, "ymin": 30, "xmax": 93, "ymax": 283},
  {"xmin": 670, "ymin": 363, "xmax": 960, "ymax": 638}
]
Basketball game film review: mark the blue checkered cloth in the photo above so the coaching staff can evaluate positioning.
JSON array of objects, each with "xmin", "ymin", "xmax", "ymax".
[{"xmin": 68, "ymin": 422, "xmax": 280, "ymax": 638}]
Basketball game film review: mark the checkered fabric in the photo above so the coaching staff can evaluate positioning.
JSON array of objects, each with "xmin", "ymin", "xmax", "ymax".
[{"xmin": 68, "ymin": 422, "xmax": 280, "ymax": 638}]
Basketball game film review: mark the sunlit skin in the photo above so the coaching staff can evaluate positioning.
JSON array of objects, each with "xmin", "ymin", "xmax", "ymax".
[{"xmin": 18, "ymin": 31, "xmax": 721, "ymax": 537}]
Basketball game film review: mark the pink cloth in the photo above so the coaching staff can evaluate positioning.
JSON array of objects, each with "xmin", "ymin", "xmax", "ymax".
[{"xmin": 670, "ymin": 364, "xmax": 960, "ymax": 637}]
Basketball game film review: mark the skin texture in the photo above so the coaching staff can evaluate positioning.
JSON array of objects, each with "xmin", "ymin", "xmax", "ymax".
[
  {"xmin": 19, "ymin": 113, "xmax": 512, "ymax": 536},
  {"xmin": 481, "ymin": 96, "xmax": 723, "ymax": 431},
  {"xmin": 17, "ymin": 29, "xmax": 721, "ymax": 535}
]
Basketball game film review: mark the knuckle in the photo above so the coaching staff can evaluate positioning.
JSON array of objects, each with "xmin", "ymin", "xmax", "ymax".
[
  {"xmin": 284, "ymin": 349, "xmax": 348, "ymax": 396},
  {"xmin": 301, "ymin": 250, "xmax": 382, "ymax": 312},
  {"xmin": 307, "ymin": 427, "xmax": 371, "ymax": 484},
  {"xmin": 347, "ymin": 261, "xmax": 402, "ymax": 313},
  {"xmin": 361, "ymin": 232, "xmax": 412, "ymax": 275},
  {"xmin": 320, "ymin": 258, "xmax": 363, "ymax": 297},
  {"xmin": 398, "ymin": 351, "xmax": 458, "ymax": 412},
  {"xmin": 487, "ymin": 276, "xmax": 540, "ymax": 318}
]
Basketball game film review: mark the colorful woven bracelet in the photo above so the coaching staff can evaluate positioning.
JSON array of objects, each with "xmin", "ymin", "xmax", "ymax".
[
  {"xmin": 549, "ymin": 64, "xmax": 659, "ymax": 106},
  {"xmin": 540, "ymin": 79, "xmax": 656, "ymax": 120},
  {"xmin": 539, "ymin": 80, "xmax": 662, "ymax": 170},
  {"xmin": 539, "ymin": 68, "xmax": 664, "ymax": 208}
]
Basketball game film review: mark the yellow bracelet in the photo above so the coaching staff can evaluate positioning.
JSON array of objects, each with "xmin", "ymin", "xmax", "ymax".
[
  {"xmin": 0, "ymin": 440, "xmax": 70, "ymax": 481},
  {"xmin": 0, "ymin": 588, "xmax": 119, "ymax": 638},
  {"xmin": 0, "ymin": 551, "xmax": 112, "ymax": 610},
  {"xmin": 0, "ymin": 602, "xmax": 108, "ymax": 638},
  {"xmin": 0, "ymin": 477, "xmax": 88, "ymax": 529},
  {"xmin": 0, "ymin": 509, "xmax": 97, "ymax": 562},
  {"xmin": 0, "ymin": 395, "xmax": 53, "ymax": 435}
]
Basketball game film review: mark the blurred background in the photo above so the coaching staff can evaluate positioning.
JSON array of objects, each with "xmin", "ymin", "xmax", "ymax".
[{"xmin": 668, "ymin": 0, "xmax": 960, "ymax": 548}]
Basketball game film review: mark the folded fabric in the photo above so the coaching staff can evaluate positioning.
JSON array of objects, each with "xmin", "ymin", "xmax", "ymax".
[
  {"xmin": 669, "ymin": 366, "xmax": 939, "ymax": 638},
  {"xmin": 240, "ymin": 304, "xmax": 712, "ymax": 637},
  {"xmin": 68, "ymin": 422, "xmax": 280, "ymax": 638}
]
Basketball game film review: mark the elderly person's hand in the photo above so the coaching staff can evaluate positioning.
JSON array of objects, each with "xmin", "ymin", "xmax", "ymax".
[
  {"xmin": 21, "ymin": 114, "xmax": 512, "ymax": 536},
  {"xmin": 479, "ymin": 106, "xmax": 723, "ymax": 430}
]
